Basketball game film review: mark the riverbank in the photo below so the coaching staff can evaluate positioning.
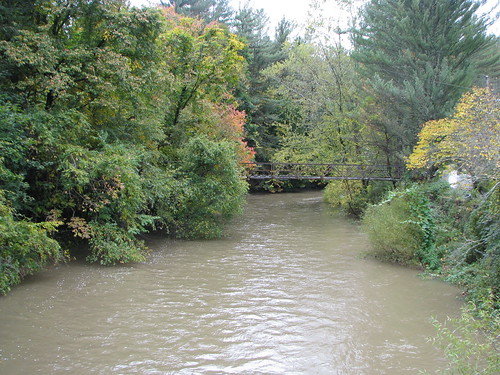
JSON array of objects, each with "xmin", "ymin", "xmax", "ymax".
[{"xmin": 358, "ymin": 180, "xmax": 499, "ymax": 374}]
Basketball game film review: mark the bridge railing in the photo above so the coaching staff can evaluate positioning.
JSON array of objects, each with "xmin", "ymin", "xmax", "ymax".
[{"xmin": 241, "ymin": 162, "xmax": 401, "ymax": 181}]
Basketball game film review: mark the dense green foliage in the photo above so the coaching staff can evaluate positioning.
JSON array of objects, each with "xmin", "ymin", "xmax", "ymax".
[
  {"xmin": 363, "ymin": 184, "xmax": 434, "ymax": 265},
  {"xmin": 0, "ymin": 190, "xmax": 62, "ymax": 294},
  {"xmin": 0, "ymin": 0, "xmax": 252, "ymax": 290},
  {"xmin": 172, "ymin": 136, "xmax": 248, "ymax": 239}
]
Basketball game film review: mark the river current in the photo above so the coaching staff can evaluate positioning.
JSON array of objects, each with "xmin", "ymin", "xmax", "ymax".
[{"xmin": 0, "ymin": 191, "xmax": 461, "ymax": 374}]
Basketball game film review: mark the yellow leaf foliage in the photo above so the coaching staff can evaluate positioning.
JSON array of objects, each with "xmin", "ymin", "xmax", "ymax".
[{"xmin": 407, "ymin": 88, "xmax": 499, "ymax": 179}]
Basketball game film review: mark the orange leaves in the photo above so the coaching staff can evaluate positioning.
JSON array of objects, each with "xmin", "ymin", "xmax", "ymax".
[
  {"xmin": 216, "ymin": 103, "xmax": 245, "ymax": 136},
  {"xmin": 68, "ymin": 217, "xmax": 92, "ymax": 239},
  {"xmin": 215, "ymin": 103, "xmax": 255, "ymax": 164}
]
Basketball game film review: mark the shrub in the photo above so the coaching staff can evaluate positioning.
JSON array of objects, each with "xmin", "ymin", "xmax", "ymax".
[
  {"xmin": 324, "ymin": 180, "xmax": 368, "ymax": 216},
  {"xmin": 87, "ymin": 222, "xmax": 146, "ymax": 265},
  {"xmin": 324, "ymin": 180, "xmax": 393, "ymax": 217},
  {"xmin": 0, "ymin": 192, "xmax": 62, "ymax": 294},
  {"xmin": 429, "ymin": 296, "xmax": 500, "ymax": 375},
  {"xmin": 362, "ymin": 189, "xmax": 424, "ymax": 264},
  {"xmin": 442, "ymin": 183, "xmax": 500, "ymax": 303},
  {"xmin": 173, "ymin": 136, "xmax": 248, "ymax": 239}
]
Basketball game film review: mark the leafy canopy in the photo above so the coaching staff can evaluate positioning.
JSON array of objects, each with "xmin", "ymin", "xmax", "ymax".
[{"xmin": 407, "ymin": 87, "xmax": 499, "ymax": 181}]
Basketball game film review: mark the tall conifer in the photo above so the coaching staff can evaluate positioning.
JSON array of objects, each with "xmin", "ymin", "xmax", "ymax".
[
  {"xmin": 353, "ymin": 0, "xmax": 496, "ymax": 154},
  {"xmin": 232, "ymin": 6, "xmax": 293, "ymax": 160}
]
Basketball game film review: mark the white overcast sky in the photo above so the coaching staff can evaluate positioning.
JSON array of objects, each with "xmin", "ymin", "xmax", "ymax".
[
  {"xmin": 128, "ymin": 0, "xmax": 499, "ymax": 35},
  {"xmin": 128, "ymin": 0, "xmax": 321, "ymax": 27}
]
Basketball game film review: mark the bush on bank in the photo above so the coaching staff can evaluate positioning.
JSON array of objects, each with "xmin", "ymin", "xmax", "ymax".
[
  {"xmin": 324, "ymin": 180, "xmax": 393, "ymax": 217},
  {"xmin": 0, "ymin": 191, "xmax": 63, "ymax": 295},
  {"xmin": 362, "ymin": 180, "xmax": 499, "ymax": 302},
  {"xmin": 362, "ymin": 184, "xmax": 429, "ymax": 265},
  {"xmin": 361, "ymin": 179, "xmax": 499, "ymax": 374},
  {"xmin": 170, "ymin": 136, "xmax": 249, "ymax": 239}
]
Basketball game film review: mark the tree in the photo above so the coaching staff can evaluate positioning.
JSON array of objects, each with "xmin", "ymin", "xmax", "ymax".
[
  {"xmin": 158, "ymin": 7, "xmax": 246, "ymax": 157},
  {"xmin": 407, "ymin": 87, "xmax": 499, "ymax": 181},
  {"xmin": 231, "ymin": 5, "xmax": 294, "ymax": 161},
  {"xmin": 0, "ymin": 189, "xmax": 62, "ymax": 294},
  {"xmin": 353, "ymin": 0, "xmax": 496, "ymax": 157},
  {"xmin": 0, "ymin": 0, "xmax": 251, "ymax": 271},
  {"xmin": 264, "ymin": 42, "xmax": 363, "ymax": 164},
  {"xmin": 172, "ymin": 136, "xmax": 248, "ymax": 238}
]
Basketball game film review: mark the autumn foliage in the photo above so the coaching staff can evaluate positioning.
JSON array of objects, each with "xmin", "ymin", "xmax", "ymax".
[
  {"xmin": 0, "ymin": 1, "xmax": 252, "ymax": 292},
  {"xmin": 407, "ymin": 88, "xmax": 500, "ymax": 180},
  {"xmin": 216, "ymin": 104, "xmax": 255, "ymax": 164}
]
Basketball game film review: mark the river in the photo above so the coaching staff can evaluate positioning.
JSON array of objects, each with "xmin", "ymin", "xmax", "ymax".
[{"xmin": 0, "ymin": 191, "xmax": 461, "ymax": 374}]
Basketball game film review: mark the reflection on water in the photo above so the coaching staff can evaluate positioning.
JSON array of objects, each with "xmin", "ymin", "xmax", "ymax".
[{"xmin": 0, "ymin": 191, "xmax": 461, "ymax": 374}]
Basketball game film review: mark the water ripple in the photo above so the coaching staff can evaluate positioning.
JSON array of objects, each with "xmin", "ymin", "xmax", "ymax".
[{"xmin": 0, "ymin": 192, "xmax": 461, "ymax": 374}]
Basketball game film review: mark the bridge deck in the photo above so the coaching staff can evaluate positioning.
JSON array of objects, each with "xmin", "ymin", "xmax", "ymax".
[
  {"xmin": 242, "ymin": 162, "xmax": 401, "ymax": 181},
  {"xmin": 247, "ymin": 175, "xmax": 399, "ymax": 181}
]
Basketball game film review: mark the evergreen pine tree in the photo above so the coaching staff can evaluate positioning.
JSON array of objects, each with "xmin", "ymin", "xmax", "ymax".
[
  {"xmin": 353, "ymin": 0, "xmax": 496, "ymax": 155},
  {"xmin": 232, "ymin": 6, "xmax": 294, "ymax": 160}
]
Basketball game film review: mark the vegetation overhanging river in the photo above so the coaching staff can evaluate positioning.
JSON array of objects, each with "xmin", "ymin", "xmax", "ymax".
[{"xmin": 0, "ymin": 191, "xmax": 462, "ymax": 374}]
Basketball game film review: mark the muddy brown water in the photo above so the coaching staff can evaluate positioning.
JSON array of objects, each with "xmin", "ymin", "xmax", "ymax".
[{"xmin": 0, "ymin": 191, "xmax": 461, "ymax": 374}]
